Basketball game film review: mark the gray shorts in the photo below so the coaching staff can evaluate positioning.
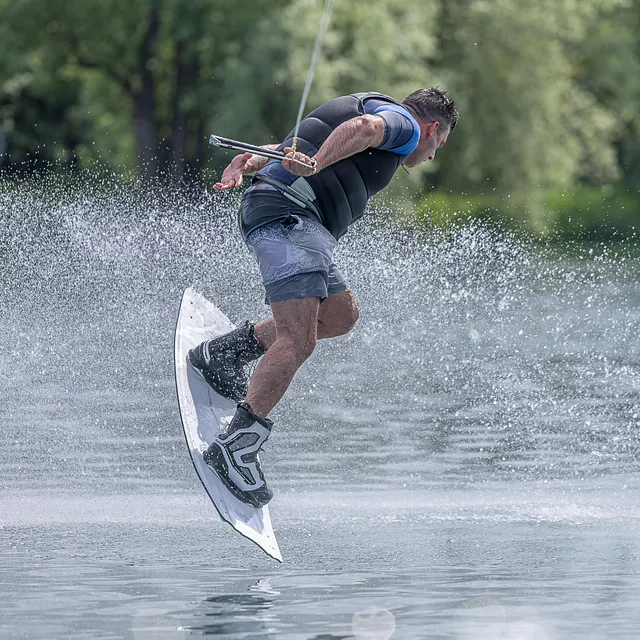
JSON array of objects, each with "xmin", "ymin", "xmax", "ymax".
[{"xmin": 245, "ymin": 216, "xmax": 348, "ymax": 305}]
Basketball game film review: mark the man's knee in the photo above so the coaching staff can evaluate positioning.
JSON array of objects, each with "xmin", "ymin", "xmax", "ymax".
[
  {"xmin": 299, "ymin": 332, "xmax": 317, "ymax": 361},
  {"xmin": 271, "ymin": 296, "xmax": 320, "ymax": 364},
  {"xmin": 334, "ymin": 307, "xmax": 358, "ymax": 336},
  {"xmin": 327, "ymin": 290, "xmax": 359, "ymax": 336},
  {"xmin": 277, "ymin": 330, "xmax": 316, "ymax": 365},
  {"xmin": 345, "ymin": 301, "xmax": 359, "ymax": 333}
]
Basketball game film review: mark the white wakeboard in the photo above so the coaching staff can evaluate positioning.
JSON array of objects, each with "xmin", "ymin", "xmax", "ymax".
[{"xmin": 174, "ymin": 287, "xmax": 282, "ymax": 562}]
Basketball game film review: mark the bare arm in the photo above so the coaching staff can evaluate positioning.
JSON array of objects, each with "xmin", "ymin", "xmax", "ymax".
[
  {"xmin": 244, "ymin": 144, "xmax": 280, "ymax": 175},
  {"xmin": 214, "ymin": 114, "xmax": 385, "ymax": 190},
  {"xmin": 314, "ymin": 114, "xmax": 385, "ymax": 171},
  {"xmin": 281, "ymin": 114, "xmax": 386, "ymax": 177},
  {"xmin": 213, "ymin": 144, "xmax": 280, "ymax": 191}
]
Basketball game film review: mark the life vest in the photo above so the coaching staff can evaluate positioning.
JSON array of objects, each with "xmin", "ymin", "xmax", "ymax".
[{"xmin": 253, "ymin": 92, "xmax": 409, "ymax": 239}]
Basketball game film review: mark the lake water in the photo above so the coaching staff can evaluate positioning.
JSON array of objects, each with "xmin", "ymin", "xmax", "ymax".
[{"xmin": 1, "ymin": 184, "xmax": 639, "ymax": 638}]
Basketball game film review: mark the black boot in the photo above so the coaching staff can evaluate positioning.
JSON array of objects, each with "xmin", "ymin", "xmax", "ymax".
[
  {"xmin": 203, "ymin": 403, "xmax": 274, "ymax": 508},
  {"xmin": 188, "ymin": 321, "xmax": 266, "ymax": 402}
]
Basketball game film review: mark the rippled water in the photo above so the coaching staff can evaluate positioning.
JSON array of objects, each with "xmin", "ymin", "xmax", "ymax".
[{"xmin": 1, "ymin": 181, "xmax": 639, "ymax": 638}]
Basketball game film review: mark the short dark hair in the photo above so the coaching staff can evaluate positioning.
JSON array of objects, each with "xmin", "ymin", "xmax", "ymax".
[{"xmin": 403, "ymin": 87, "xmax": 458, "ymax": 131}]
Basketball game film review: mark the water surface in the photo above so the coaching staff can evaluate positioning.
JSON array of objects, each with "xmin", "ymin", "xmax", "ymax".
[{"xmin": 1, "ymin": 184, "xmax": 639, "ymax": 638}]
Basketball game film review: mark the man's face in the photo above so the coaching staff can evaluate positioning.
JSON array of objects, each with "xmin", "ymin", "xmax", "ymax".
[{"xmin": 403, "ymin": 121, "xmax": 451, "ymax": 168}]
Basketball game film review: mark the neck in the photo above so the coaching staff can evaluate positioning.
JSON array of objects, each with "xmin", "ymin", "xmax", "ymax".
[{"xmin": 403, "ymin": 104, "xmax": 420, "ymax": 121}]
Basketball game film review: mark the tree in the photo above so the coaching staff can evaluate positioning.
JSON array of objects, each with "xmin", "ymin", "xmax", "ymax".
[
  {"xmin": 210, "ymin": 0, "xmax": 439, "ymax": 145},
  {"xmin": 574, "ymin": 0, "xmax": 640, "ymax": 186},
  {"xmin": 435, "ymin": 0, "xmax": 620, "ymax": 199},
  {"xmin": 1, "ymin": 0, "xmax": 280, "ymax": 183}
]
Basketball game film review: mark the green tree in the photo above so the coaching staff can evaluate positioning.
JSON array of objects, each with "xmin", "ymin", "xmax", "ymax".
[
  {"xmin": 574, "ymin": 0, "xmax": 640, "ymax": 186},
  {"xmin": 435, "ymin": 0, "xmax": 620, "ymax": 199},
  {"xmin": 0, "ymin": 0, "xmax": 89, "ymax": 171},
  {"xmin": 1, "ymin": 0, "xmax": 279, "ymax": 182},
  {"xmin": 211, "ymin": 0, "xmax": 439, "ymax": 145},
  {"xmin": 2, "ymin": 0, "xmax": 640, "ymax": 239}
]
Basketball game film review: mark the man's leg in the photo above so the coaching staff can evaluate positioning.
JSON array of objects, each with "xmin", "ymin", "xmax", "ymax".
[
  {"xmin": 253, "ymin": 288, "xmax": 359, "ymax": 350},
  {"xmin": 245, "ymin": 296, "xmax": 320, "ymax": 418},
  {"xmin": 197, "ymin": 294, "xmax": 323, "ymax": 509}
]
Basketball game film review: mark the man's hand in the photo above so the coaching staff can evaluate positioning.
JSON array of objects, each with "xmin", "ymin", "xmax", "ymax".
[
  {"xmin": 281, "ymin": 147, "xmax": 318, "ymax": 177},
  {"xmin": 213, "ymin": 152, "xmax": 253, "ymax": 190}
]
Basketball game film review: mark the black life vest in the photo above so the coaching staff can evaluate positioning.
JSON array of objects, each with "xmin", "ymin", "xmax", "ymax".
[{"xmin": 254, "ymin": 92, "xmax": 408, "ymax": 239}]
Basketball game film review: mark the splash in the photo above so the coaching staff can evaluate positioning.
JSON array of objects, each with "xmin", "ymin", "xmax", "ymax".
[{"xmin": 1, "ymin": 173, "xmax": 639, "ymax": 494}]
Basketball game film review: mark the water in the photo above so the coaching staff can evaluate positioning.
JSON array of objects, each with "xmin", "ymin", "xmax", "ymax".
[{"xmin": 1, "ymin": 181, "xmax": 640, "ymax": 638}]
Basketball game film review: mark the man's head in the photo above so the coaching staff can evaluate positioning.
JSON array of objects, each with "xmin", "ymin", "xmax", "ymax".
[{"xmin": 402, "ymin": 87, "xmax": 458, "ymax": 167}]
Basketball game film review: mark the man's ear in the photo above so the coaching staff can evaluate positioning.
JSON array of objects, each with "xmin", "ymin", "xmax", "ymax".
[{"xmin": 424, "ymin": 121, "xmax": 440, "ymax": 137}]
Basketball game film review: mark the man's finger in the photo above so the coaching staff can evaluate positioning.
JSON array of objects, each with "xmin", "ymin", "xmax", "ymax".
[
  {"xmin": 283, "ymin": 150, "xmax": 309, "ymax": 164},
  {"xmin": 283, "ymin": 147, "xmax": 304, "ymax": 161}
]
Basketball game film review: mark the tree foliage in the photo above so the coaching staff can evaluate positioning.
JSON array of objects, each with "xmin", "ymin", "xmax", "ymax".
[{"xmin": 1, "ymin": 0, "xmax": 640, "ymax": 224}]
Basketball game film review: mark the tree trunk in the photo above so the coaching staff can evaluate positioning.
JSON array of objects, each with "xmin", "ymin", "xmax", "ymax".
[
  {"xmin": 192, "ymin": 117, "xmax": 206, "ymax": 176},
  {"xmin": 170, "ymin": 41, "xmax": 189, "ymax": 186},
  {"xmin": 133, "ymin": 3, "xmax": 160, "ymax": 181},
  {"xmin": 170, "ymin": 42, "xmax": 201, "ymax": 187}
]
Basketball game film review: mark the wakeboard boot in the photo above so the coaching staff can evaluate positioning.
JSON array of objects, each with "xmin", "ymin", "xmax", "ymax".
[
  {"xmin": 188, "ymin": 321, "xmax": 266, "ymax": 402},
  {"xmin": 203, "ymin": 402, "xmax": 274, "ymax": 508}
]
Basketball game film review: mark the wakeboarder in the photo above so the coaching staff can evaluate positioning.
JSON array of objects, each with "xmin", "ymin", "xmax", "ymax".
[{"xmin": 189, "ymin": 88, "xmax": 458, "ymax": 507}]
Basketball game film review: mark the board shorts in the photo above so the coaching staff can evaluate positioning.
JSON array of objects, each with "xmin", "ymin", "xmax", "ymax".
[{"xmin": 244, "ymin": 215, "xmax": 349, "ymax": 305}]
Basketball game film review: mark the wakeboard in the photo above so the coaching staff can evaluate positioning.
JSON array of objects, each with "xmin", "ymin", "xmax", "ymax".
[{"xmin": 174, "ymin": 287, "xmax": 282, "ymax": 562}]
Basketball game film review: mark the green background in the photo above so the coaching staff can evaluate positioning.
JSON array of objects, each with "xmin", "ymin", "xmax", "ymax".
[{"xmin": 1, "ymin": 0, "xmax": 639, "ymax": 238}]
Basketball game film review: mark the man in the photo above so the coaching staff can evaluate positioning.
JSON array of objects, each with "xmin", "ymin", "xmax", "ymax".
[{"xmin": 189, "ymin": 88, "xmax": 458, "ymax": 508}]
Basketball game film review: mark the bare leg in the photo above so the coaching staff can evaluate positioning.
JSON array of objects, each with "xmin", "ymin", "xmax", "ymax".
[
  {"xmin": 245, "ymin": 296, "xmax": 320, "ymax": 418},
  {"xmin": 253, "ymin": 289, "xmax": 359, "ymax": 350}
]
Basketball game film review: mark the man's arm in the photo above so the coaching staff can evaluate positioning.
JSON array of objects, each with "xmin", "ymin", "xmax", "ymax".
[
  {"xmin": 314, "ymin": 115, "xmax": 385, "ymax": 171},
  {"xmin": 244, "ymin": 144, "xmax": 281, "ymax": 175},
  {"xmin": 213, "ymin": 144, "xmax": 280, "ymax": 191},
  {"xmin": 282, "ymin": 114, "xmax": 386, "ymax": 177},
  {"xmin": 215, "ymin": 114, "xmax": 386, "ymax": 188}
]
